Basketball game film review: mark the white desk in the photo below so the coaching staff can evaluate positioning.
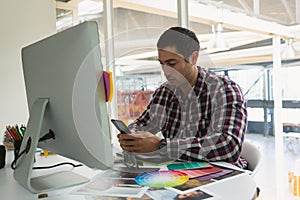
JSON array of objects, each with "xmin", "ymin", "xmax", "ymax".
[
  {"xmin": 202, "ymin": 171, "xmax": 256, "ymax": 200},
  {"xmin": 0, "ymin": 151, "xmax": 257, "ymax": 200}
]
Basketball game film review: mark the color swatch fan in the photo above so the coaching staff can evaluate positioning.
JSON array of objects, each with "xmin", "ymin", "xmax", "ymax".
[{"xmin": 135, "ymin": 170, "xmax": 188, "ymax": 188}]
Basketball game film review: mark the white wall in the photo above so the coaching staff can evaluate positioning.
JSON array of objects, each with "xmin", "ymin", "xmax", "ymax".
[{"xmin": 0, "ymin": 0, "xmax": 56, "ymax": 140}]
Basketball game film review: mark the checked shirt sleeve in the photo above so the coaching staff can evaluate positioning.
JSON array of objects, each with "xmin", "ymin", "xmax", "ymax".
[{"xmin": 128, "ymin": 84, "xmax": 172, "ymax": 134}]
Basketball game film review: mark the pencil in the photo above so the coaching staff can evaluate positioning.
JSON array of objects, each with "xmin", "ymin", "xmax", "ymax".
[
  {"xmin": 15, "ymin": 125, "xmax": 22, "ymax": 138},
  {"xmin": 6, "ymin": 126, "xmax": 19, "ymax": 140}
]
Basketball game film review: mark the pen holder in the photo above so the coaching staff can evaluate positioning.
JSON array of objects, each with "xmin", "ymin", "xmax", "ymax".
[
  {"xmin": 13, "ymin": 140, "xmax": 22, "ymax": 160},
  {"xmin": 0, "ymin": 145, "xmax": 6, "ymax": 169}
]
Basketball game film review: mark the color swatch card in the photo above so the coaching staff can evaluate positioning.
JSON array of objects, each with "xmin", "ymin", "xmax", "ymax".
[
  {"xmin": 135, "ymin": 170, "xmax": 189, "ymax": 188},
  {"xmin": 196, "ymin": 168, "xmax": 233, "ymax": 181},
  {"xmin": 182, "ymin": 167, "xmax": 223, "ymax": 178},
  {"xmin": 167, "ymin": 162, "xmax": 212, "ymax": 170}
]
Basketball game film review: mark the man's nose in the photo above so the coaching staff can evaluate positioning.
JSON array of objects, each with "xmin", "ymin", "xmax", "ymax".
[
  {"xmin": 161, "ymin": 65, "xmax": 171, "ymax": 77},
  {"xmin": 161, "ymin": 64, "xmax": 171, "ymax": 73}
]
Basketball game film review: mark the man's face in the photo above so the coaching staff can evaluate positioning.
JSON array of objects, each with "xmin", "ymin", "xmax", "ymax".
[{"xmin": 158, "ymin": 46, "xmax": 194, "ymax": 88}]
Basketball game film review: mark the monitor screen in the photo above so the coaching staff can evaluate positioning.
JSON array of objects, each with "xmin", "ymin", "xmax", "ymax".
[{"xmin": 14, "ymin": 21, "xmax": 114, "ymax": 193}]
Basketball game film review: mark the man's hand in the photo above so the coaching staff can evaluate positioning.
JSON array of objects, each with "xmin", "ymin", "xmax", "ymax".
[{"xmin": 117, "ymin": 131, "xmax": 161, "ymax": 153}]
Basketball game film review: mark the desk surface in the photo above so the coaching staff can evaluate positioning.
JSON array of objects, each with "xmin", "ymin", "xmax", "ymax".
[{"xmin": 0, "ymin": 151, "xmax": 257, "ymax": 200}]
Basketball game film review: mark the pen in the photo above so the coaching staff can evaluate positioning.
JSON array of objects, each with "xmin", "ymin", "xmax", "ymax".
[
  {"xmin": 6, "ymin": 126, "xmax": 18, "ymax": 140},
  {"xmin": 4, "ymin": 131, "xmax": 13, "ymax": 141},
  {"xmin": 14, "ymin": 125, "xmax": 23, "ymax": 140},
  {"xmin": 20, "ymin": 125, "xmax": 26, "ymax": 136},
  {"xmin": 116, "ymin": 184, "xmax": 142, "ymax": 188}
]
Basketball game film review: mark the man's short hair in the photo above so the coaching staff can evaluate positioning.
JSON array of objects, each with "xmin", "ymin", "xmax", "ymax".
[{"xmin": 157, "ymin": 27, "xmax": 200, "ymax": 62}]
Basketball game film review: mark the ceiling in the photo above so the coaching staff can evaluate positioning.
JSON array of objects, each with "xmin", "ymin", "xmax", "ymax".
[
  {"xmin": 55, "ymin": 0, "xmax": 300, "ymax": 72},
  {"xmin": 56, "ymin": 0, "xmax": 299, "ymax": 25},
  {"xmin": 204, "ymin": 0, "xmax": 298, "ymax": 26}
]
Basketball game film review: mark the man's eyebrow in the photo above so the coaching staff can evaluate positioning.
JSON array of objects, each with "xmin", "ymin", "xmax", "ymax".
[{"xmin": 158, "ymin": 58, "xmax": 177, "ymax": 63}]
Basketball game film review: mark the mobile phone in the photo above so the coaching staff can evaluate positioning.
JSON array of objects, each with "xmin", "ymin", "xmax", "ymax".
[{"xmin": 111, "ymin": 119, "xmax": 131, "ymax": 134}]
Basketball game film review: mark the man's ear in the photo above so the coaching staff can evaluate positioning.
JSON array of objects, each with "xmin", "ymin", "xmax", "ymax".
[{"xmin": 190, "ymin": 51, "xmax": 199, "ymax": 65}]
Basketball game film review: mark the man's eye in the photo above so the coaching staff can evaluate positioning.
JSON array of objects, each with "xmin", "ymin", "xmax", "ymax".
[
  {"xmin": 167, "ymin": 62, "xmax": 176, "ymax": 67},
  {"xmin": 159, "ymin": 61, "xmax": 177, "ymax": 67}
]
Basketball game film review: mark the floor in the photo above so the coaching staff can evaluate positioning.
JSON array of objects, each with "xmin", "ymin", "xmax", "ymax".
[{"xmin": 245, "ymin": 132, "xmax": 300, "ymax": 200}]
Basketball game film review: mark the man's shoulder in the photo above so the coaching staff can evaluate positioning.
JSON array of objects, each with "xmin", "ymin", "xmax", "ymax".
[
  {"xmin": 157, "ymin": 81, "xmax": 175, "ymax": 91},
  {"xmin": 197, "ymin": 66, "xmax": 242, "ymax": 93},
  {"xmin": 151, "ymin": 82, "xmax": 176, "ymax": 97},
  {"xmin": 198, "ymin": 67, "xmax": 237, "ymax": 84}
]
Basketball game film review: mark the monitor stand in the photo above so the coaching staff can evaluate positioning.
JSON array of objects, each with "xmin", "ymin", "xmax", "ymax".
[{"xmin": 13, "ymin": 98, "xmax": 89, "ymax": 193}]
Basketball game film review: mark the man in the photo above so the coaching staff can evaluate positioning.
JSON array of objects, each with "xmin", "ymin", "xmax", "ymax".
[{"xmin": 117, "ymin": 27, "xmax": 248, "ymax": 168}]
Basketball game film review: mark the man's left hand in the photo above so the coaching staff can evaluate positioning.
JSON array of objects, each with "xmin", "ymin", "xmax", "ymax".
[{"xmin": 117, "ymin": 131, "xmax": 161, "ymax": 153}]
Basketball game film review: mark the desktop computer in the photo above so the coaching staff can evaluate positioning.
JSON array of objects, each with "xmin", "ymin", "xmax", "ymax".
[{"xmin": 13, "ymin": 21, "xmax": 114, "ymax": 193}]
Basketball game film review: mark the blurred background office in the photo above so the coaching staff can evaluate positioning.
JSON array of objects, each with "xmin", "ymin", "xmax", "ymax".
[{"xmin": 1, "ymin": 0, "xmax": 300, "ymax": 199}]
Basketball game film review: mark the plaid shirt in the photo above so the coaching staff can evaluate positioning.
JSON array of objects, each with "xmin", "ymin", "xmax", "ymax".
[{"xmin": 129, "ymin": 67, "xmax": 248, "ymax": 168}]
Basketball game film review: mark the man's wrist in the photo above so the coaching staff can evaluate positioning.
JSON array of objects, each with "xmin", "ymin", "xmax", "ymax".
[
  {"xmin": 158, "ymin": 139, "xmax": 167, "ymax": 149},
  {"xmin": 158, "ymin": 139, "xmax": 167, "ymax": 156}
]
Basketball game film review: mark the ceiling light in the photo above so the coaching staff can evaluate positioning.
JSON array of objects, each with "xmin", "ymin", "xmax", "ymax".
[
  {"xmin": 281, "ymin": 38, "xmax": 297, "ymax": 59},
  {"xmin": 207, "ymin": 23, "xmax": 229, "ymax": 52}
]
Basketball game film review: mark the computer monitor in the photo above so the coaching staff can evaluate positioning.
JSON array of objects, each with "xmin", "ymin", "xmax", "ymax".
[{"xmin": 13, "ymin": 21, "xmax": 114, "ymax": 193}]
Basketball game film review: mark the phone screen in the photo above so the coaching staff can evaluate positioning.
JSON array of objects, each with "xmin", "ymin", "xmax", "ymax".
[{"xmin": 111, "ymin": 119, "xmax": 131, "ymax": 134}]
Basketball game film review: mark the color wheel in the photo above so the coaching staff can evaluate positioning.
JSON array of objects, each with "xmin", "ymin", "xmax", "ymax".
[{"xmin": 135, "ymin": 170, "xmax": 189, "ymax": 188}]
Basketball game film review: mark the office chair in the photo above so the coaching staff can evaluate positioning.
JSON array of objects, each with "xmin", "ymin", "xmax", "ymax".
[
  {"xmin": 241, "ymin": 140, "xmax": 263, "ymax": 199},
  {"xmin": 241, "ymin": 140, "xmax": 263, "ymax": 176}
]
